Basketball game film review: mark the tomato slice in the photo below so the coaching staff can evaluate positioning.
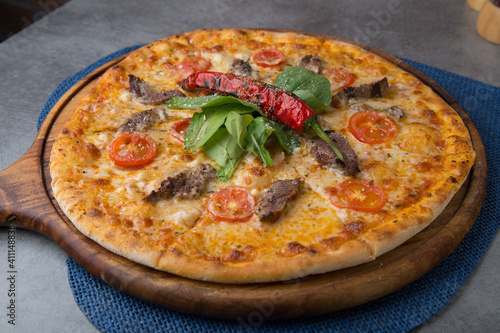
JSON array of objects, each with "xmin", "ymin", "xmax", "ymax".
[
  {"xmin": 253, "ymin": 49, "xmax": 286, "ymax": 67},
  {"xmin": 176, "ymin": 56, "xmax": 212, "ymax": 78},
  {"xmin": 108, "ymin": 131, "xmax": 157, "ymax": 167},
  {"xmin": 322, "ymin": 68, "xmax": 355, "ymax": 92},
  {"xmin": 349, "ymin": 110, "xmax": 397, "ymax": 144},
  {"xmin": 177, "ymin": 56, "xmax": 212, "ymax": 71},
  {"xmin": 328, "ymin": 179, "xmax": 387, "ymax": 213},
  {"xmin": 170, "ymin": 118, "xmax": 191, "ymax": 143},
  {"xmin": 206, "ymin": 187, "xmax": 256, "ymax": 222}
]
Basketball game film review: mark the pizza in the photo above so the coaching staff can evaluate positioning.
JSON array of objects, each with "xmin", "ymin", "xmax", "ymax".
[{"xmin": 49, "ymin": 29, "xmax": 475, "ymax": 284}]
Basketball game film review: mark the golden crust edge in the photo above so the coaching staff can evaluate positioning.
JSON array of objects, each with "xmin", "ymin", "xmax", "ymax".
[
  {"xmin": 363, "ymin": 151, "xmax": 476, "ymax": 257},
  {"xmin": 156, "ymin": 239, "xmax": 373, "ymax": 284}
]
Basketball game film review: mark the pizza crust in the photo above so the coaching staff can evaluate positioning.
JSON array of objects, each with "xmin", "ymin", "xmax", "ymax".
[{"xmin": 157, "ymin": 238, "xmax": 373, "ymax": 283}]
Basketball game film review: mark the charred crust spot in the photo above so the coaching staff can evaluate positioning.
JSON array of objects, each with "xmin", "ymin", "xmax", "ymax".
[
  {"xmin": 249, "ymin": 167, "xmax": 265, "ymax": 177},
  {"xmin": 286, "ymin": 242, "xmax": 308, "ymax": 255},
  {"xmin": 181, "ymin": 154, "xmax": 195, "ymax": 162},
  {"xmin": 380, "ymin": 230, "xmax": 394, "ymax": 240},
  {"xmin": 69, "ymin": 128, "xmax": 84, "ymax": 138},
  {"xmin": 133, "ymin": 217, "xmax": 153, "ymax": 228},
  {"xmin": 423, "ymin": 109, "xmax": 436, "ymax": 119},
  {"xmin": 171, "ymin": 247, "xmax": 183, "ymax": 256},
  {"xmin": 221, "ymin": 246, "xmax": 255, "ymax": 262},
  {"xmin": 223, "ymin": 250, "xmax": 242, "ymax": 261},
  {"xmin": 84, "ymin": 143, "xmax": 101, "ymax": 158},
  {"xmin": 87, "ymin": 207, "xmax": 102, "ymax": 218},
  {"xmin": 210, "ymin": 44, "xmax": 224, "ymax": 52},
  {"xmin": 448, "ymin": 176, "xmax": 458, "ymax": 184},
  {"xmin": 122, "ymin": 219, "xmax": 133, "ymax": 228},
  {"xmin": 344, "ymin": 221, "xmax": 366, "ymax": 235},
  {"xmin": 61, "ymin": 127, "xmax": 69, "ymax": 135},
  {"xmin": 415, "ymin": 161, "xmax": 436, "ymax": 173},
  {"xmin": 89, "ymin": 178, "xmax": 110, "ymax": 186},
  {"xmin": 318, "ymin": 237, "xmax": 343, "ymax": 251},
  {"xmin": 106, "ymin": 217, "xmax": 120, "ymax": 226}
]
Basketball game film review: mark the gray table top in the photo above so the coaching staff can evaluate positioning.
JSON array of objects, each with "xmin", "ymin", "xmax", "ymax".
[{"xmin": 0, "ymin": 0, "xmax": 499, "ymax": 332}]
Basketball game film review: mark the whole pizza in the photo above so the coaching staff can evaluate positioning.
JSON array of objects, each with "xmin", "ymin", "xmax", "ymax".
[{"xmin": 49, "ymin": 29, "xmax": 475, "ymax": 283}]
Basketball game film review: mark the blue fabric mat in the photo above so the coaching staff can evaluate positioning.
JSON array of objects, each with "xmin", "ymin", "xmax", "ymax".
[{"xmin": 38, "ymin": 46, "xmax": 500, "ymax": 333}]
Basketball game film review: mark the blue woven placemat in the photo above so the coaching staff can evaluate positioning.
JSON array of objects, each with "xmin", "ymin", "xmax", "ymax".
[{"xmin": 39, "ymin": 46, "xmax": 500, "ymax": 333}]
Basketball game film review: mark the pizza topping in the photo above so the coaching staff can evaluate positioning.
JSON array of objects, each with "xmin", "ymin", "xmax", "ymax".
[
  {"xmin": 333, "ymin": 77, "xmax": 389, "ymax": 106},
  {"xmin": 128, "ymin": 74, "xmax": 185, "ymax": 104},
  {"xmin": 311, "ymin": 131, "xmax": 360, "ymax": 176},
  {"xmin": 255, "ymin": 179, "xmax": 301, "ymax": 222},
  {"xmin": 322, "ymin": 68, "xmax": 355, "ymax": 92},
  {"xmin": 170, "ymin": 118, "xmax": 191, "ymax": 143},
  {"xmin": 350, "ymin": 104, "xmax": 405, "ymax": 121},
  {"xmin": 119, "ymin": 108, "xmax": 168, "ymax": 133},
  {"xmin": 273, "ymin": 66, "xmax": 332, "ymax": 111},
  {"xmin": 177, "ymin": 56, "xmax": 212, "ymax": 73},
  {"xmin": 145, "ymin": 164, "xmax": 216, "ymax": 202},
  {"xmin": 349, "ymin": 110, "xmax": 398, "ymax": 144},
  {"xmin": 181, "ymin": 72, "xmax": 315, "ymax": 131},
  {"xmin": 167, "ymin": 94, "xmax": 301, "ymax": 180},
  {"xmin": 181, "ymin": 71, "xmax": 344, "ymax": 163},
  {"xmin": 327, "ymin": 179, "xmax": 387, "ymax": 213},
  {"xmin": 381, "ymin": 106, "xmax": 405, "ymax": 120},
  {"xmin": 252, "ymin": 49, "xmax": 286, "ymax": 67},
  {"xmin": 229, "ymin": 58, "xmax": 255, "ymax": 77},
  {"xmin": 296, "ymin": 54, "xmax": 322, "ymax": 74},
  {"xmin": 206, "ymin": 186, "xmax": 256, "ymax": 222},
  {"xmin": 108, "ymin": 131, "xmax": 157, "ymax": 167}
]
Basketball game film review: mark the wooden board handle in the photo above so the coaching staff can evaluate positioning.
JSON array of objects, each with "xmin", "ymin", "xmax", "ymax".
[{"xmin": 0, "ymin": 137, "xmax": 55, "ymax": 233}]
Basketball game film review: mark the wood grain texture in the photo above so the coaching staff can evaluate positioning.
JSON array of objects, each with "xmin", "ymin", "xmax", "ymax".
[
  {"xmin": 477, "ymin": 0, "xmax": 500, "ymax": 44},
  {"xmin": 0, "ymin": 31, "xmax": 487, "ymax": 320}
]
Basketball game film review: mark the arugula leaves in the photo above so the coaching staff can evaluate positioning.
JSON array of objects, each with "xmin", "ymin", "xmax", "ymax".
[
  {"xmin": 165, "ymin": 67, "xmax": 332, "ymax": 181},
  {"xmin": 183, "ymin": 104, "xmax": 255, "ymax": 152},
  {"xmin": 228, "ymin": 113, "xmax": 300, "ymax": 167},
  {"xmin": 166, "ymin": 94, "xmax": 300, "ymax": 180},
  {"xmin": 203, "ymin": 128, "xmax": 244, "ymax": 182},
  {"xmin": 273, "ymin": 67, "xmax": 332, "ymax": 109},
  {"xmin": 166, "ymin": 95, "xmax": 262, "ymax": 113}
]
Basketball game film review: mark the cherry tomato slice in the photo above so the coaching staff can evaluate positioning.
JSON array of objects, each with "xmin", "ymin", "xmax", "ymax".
[
  {"xmin": 109, "ymin": 131, "xmax": 157, "ymax": 167},
  {"xmin": 178, "ymin": 56, "xmax": 212, "ymax": 71},
  {"xmin": 170, "ymin": 118, "xmax": 191, "ymax": 143},
  {"xmin": 206, "ymin": 187, "xmax": 256, "ymax": 222},
  {"xmin": 176, "ymin": 56, "xmax": 212, "ymax": 78},
  {"xmin": 322, "ymin": 68, "xmax": 355, "ymax": 92},
  {"xmin": 328, "ymin": 179, "xmax": 387, "ymax": 213},
  {"xmin": 253, "ymin": 49, "xmax": 286, "ymax": 67},
  {"xmin": 349, "ymin": 110, "xmax": 397, "ymax": 144}
]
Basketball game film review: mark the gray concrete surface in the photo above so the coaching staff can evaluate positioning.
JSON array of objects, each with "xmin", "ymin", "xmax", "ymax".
[{"xmin": 0, "ymin": 0, "xmax": 499, "ymax": 332}]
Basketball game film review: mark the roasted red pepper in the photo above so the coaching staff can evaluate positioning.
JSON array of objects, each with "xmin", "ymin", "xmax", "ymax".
[
  {"xmin": 181, "ymin": 71, "xmax": 344, "ymax": 162},
  {"xmin": 181, "ymin": 72, "xmax": 315, "ymax": 131}
]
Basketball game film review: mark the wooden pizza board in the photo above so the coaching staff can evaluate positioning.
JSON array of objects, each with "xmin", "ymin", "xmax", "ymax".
[{"xmin": 0, "ymin": 30, "xmax": 487, "ymax": 321}]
